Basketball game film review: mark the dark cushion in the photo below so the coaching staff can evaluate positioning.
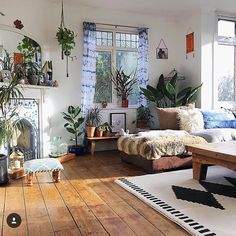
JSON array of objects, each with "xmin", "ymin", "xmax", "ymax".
[{"xmin": 204, "ymin": 120, "xmax": 236, "ymax": 129}]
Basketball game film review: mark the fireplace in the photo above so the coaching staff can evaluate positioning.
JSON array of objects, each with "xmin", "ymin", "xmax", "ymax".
[{"xmin": 11, "ymin": 99, "xmax": 40, "ymax": 161}]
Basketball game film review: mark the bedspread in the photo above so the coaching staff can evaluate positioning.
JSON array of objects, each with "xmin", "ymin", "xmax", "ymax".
[{"xmin": 117, "ymin": 130, "xmax": 207, "ymax": 160}]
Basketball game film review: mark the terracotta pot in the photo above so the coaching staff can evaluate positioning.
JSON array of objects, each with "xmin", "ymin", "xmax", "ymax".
[
  {"xmin": 86, "ymin": 127, "xmax": 96, "ymax": 138},
  {"xmin": 121, "ymin": 99, "xmax": 129, "ymax": 108},
  {"xmin": 95, "ymin": 130, "xmax": 103, "ymax": 137},
  {"xmin": 137, "ymin": 120, "xmax": 148, "ymax": 129},
  {"xmin": 103, "ymin": 131, "xmax": 111, "ymax": 137}
]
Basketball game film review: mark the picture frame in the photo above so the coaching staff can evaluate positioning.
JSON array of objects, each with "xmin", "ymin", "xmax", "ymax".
[
  {"xmin": 156, "ymin": 47, "xmax": 168, "ymax": 59},
  {"xmin": 110, "ymin": 113, "xmax": 126, "ymax": 133}
]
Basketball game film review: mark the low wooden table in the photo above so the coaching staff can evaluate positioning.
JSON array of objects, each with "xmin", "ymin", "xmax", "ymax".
[
  {"xmin": 86, "ymin": 136, "xmax": 119, "ymax": 155},
  {"xmin": 187, "ymin": 142, "xmax": 236, "ymax": 181}
]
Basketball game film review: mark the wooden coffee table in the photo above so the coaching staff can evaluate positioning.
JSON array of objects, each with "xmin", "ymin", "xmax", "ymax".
[{"xmin": 187, "ymin": 142, "xmax": 236, "ymax": 180}]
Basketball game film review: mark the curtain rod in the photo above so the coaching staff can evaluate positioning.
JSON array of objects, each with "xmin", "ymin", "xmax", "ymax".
[{"xmin": 95, "ymin": 22, "xmax": 149, "ymax": 30}]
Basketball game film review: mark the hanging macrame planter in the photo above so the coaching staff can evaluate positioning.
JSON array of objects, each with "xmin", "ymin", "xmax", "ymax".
[{"xmin": 56, "ymin": 1, "xmax": 76, "ymax": 77}]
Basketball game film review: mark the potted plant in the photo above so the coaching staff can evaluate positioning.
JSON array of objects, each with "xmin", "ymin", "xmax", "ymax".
[
  {"xmin": 111, "ymin": 67, "xmax": 137, "ymax": 107},
  {"xmin": 56, "ymin": 27, "xmax": 76, "ymax": 60},
  {"xmin": 95, "ymin": 126, "xmax": 104, "ymax": 137},
  {"xmin": 62, "ymin": 105, "xmax": 85, "ymax": 156},
  {"xmin": 0, "ymin": 78, "xmax": 24, "ymax": 184},
  {"xmin": 140, "ymin": 73, "xmax": 202, "ymax": 108},
  {"xmin": 85, "ymin": 107, "xmax": 102, "ymax": 138},
  {"xmin": 136, "ymin": 105, "xmax": 153, "ymax": 129},
  {"xmin": 101, "ymin": 122, "xmax": 113, "ymax": 137}
]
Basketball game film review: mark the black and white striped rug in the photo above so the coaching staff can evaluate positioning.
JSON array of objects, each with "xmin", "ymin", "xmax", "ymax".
[{"xmin": 115, "ymin": 166, "xmax": 236, "ymax": 236}]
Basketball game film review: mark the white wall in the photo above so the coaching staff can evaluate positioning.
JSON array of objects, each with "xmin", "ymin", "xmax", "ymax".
[{"xmin": 0, "ymin": 0, "xmax": 200, "ymax": 154}]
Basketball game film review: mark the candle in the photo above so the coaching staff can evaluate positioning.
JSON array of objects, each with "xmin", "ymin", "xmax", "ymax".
[{"xmin": 14, "ymin": 160, "xmax": 20, "ymax": 169}]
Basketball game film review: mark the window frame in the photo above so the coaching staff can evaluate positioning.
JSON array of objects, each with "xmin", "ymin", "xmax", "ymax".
[
  {"xmin": 215, "ymin": 15, "xmax": 236, "ymax": 106},
  {"xmin": 95, "ymin": 26, "xmax": 139, "ymax": 108}
]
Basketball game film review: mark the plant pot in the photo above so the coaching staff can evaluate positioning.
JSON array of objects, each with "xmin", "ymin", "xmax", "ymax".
[
  {"xmin": 86, "ymin": 127, "xmax": 96, "ymax": 138},
  {"xmin": 95, "ymin": 130, "xmax": 103, "ymax": 137},
  {"xmin": 68, "ymin": 145, "xmax": 85, "ymax": 156},
  {"xmin": 0, "ymin": 154, "xmax": 9, "ymax": 185},
  {"xmin": 122, "ymin": 99, "xmax": 129, "ymax": 108},
  {"xmin": 103, "ymin": 131, "xmax": 111, "ymax": 137},
  {"xmin": 28, "ymin": 75, "xmax": 39, "ymax": 85},
  {"xmin": 137, "ymin": 120, "xmax": 148, "ymax": 129}
]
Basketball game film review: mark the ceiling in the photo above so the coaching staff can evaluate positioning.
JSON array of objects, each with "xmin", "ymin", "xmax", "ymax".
[{"xmin": 72, "ymin": 0, "xmax": 236, "ymax": 17}]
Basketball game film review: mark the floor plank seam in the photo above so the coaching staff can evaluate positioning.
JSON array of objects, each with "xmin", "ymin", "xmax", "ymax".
[
  {"xmin": 60, "ymin": 171, "xmax": 111, "ymax": 236},
  {"xmin": 63, "ymin": 165, "xmax": 140, "ymax": 236},
  {"xmin": 85, "ymin": 163, "xmax": 169, "ymax": 236},
  {"xmin": 1, "ymin": 187, "xmax": 6, "ymax": 236},
  {"xmin": 21, "ymin": 178, "xmax": 30, "ymax": 236},
  {"xmin": 35, "ymin": 174, "xmax": 56, "ymax": 236}
]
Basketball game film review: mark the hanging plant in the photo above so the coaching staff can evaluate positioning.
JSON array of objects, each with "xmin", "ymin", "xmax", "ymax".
[
  {"xmin": 56, "ymin": 1, "xmax": 76, "ymax": 77},
  {"xmin": 56, "ymin": 27, "xmax": 75, "ymax": 59}
]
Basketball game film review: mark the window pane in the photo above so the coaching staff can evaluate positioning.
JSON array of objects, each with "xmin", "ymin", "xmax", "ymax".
[
  {"xmin": 94, "ymin": 51, "xmax": 112, "ymax": 103},
  {"xmin": 218, "ymin": 20, "xmax": 235, "ymax": 37},
  {"xmin": 116, "ymin": 32, "xmax": 139, "ymax": 49},
  {"xmin": 215, "ymin": 44, "xmax": 235, "ymax": 101},
  {"xmin": 96, "ymin": 31, "xmax": 113, "ymax": 46},
  {"xmin": 116, "ymin": 51, "xmax": 138, "ymax": 105}
]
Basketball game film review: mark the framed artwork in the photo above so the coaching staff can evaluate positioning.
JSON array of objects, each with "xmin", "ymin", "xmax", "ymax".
[
  {"xmin": 156, "ymin": 38, "xmax": 168, "ymax": 59},
  {"xmin": 156, "ymin": 47, "xmax": 168, "ymax": 59},
  {"xmin": 110, "ymin": 113, "xmax": 126, "ymax": 133},
  {"xmin": 186, "ymin": 32, "xmax": 194, "ymax": 53}
]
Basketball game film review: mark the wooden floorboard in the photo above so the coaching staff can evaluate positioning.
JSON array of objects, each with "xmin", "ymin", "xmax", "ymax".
[{"xmin": 0, "ymin": 150, "xmax": 190, "ymax": 236}]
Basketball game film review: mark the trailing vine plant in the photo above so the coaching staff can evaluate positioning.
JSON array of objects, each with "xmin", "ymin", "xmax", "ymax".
[{"xmin": 56, "ymin": 1, "xmax": 76, "ymax": 77}]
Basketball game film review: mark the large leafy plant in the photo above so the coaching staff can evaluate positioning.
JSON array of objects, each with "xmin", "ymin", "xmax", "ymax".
[
  {"xmin": 62, "ymin": 106, "xmax": 84, "ymax": 146},
  {"xmin": 85, "ymin": 107, "xmax": 102, "ymax": 127},
  {"xmin": 141, "ymin": 73, "xmax": 202, "ymax": 107},
  {"xmin": 0, "ymin": 78, "xmax": 24, "ymax": 147},
  {"xmin": 111, "ymin": 67, "xmax": 137, "ymax": 100}
]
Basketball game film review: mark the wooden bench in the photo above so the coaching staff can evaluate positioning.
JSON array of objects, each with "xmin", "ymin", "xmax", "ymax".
[{"xmin": 86, "ymin": 136, "xmax": 119, "ymax": 155}]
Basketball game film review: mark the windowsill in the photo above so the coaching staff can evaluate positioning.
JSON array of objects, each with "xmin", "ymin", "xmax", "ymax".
[{"xmin": 102, "ymin": 106, "xmax": 138, "ymax": 110}]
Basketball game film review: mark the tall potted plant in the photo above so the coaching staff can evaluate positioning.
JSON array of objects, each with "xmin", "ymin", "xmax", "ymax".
[
  {"xmin": 0, "ymin": 78, "xmax": 24, "ymax": 184},
  {"xmin": 111, "ymin": 67, "xmax": 137, "ymax": 107},
  {"xmin": 62, "ymin": 105, "xmax": 85, "ymax": 155}
]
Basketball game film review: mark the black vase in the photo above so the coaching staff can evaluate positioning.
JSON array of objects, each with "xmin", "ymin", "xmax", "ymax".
[{"xmin": 0, "ymin": 154, "xmax": 9, "ymax": 185}]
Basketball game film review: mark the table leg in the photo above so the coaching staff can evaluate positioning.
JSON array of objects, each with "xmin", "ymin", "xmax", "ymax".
[
  {"xmin": 27, "ymin": 173, "xmax": 33, "ymax": 186},
  {"xmin": 91, "ymin": 141, "xmax": 96, "ymax": 155},
  {"xmin": 52, "ymin": 170, "xmax": 61, "ymax": 183},
  {"xmin": 193, "ymin": 161, "xmax": 208, "ymax": 181}
]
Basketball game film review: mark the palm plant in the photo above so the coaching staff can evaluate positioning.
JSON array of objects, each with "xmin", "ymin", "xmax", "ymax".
[
  {"xmin": 140, "ymin": 73, "xmax": 202, "ymax": 107},
  {"xmin": 0, "ymin": 78, "xmax": 24, "ymax": 149}
]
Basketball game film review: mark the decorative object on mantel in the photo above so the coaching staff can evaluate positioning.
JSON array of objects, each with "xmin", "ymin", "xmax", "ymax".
[
  {"xmin": 186, "ymin": 29, "xmax": 194, "ymax": 59},
  {"xmin": 56, "ymin": 0, "xmax": 76, "ymax": 77},
  {"xmin": 111, "ymin": 67, "xmax": 137, "ymax": 108},
  {"xmin": 165, "ymin": 68, "xmax": 185, "ymax": 81},
  {"xmin": 156, "ymin": 38, "xmax": 168, "ymax": 59},
  {"xmin": 13, "ymin": 19, "xmax": 24, "ymax": 30}
]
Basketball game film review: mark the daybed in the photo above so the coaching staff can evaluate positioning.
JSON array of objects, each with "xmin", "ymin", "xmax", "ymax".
[{"xmin": 118, "ymin": 107, "xmax": 236, "ymax": 173}]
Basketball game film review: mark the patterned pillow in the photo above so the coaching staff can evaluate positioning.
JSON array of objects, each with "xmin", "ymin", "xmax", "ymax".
[
  {"xmin": 200, "ymin": 110, "xmax": 235, "ymax": 122},
  {"xmin": 177, "ymin": 109, "xmax": 204, "ymax": 133}
]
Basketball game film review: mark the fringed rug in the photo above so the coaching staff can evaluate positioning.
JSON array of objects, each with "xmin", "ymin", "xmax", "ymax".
[{"xmin": 115, "ymin": 166, "xmax": 236, "ymax": 236}]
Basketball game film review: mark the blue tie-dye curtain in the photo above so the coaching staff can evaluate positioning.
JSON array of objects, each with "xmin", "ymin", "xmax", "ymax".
[
  {"xmin": 81, "ymin": 22, "xmax": 96, "ymax": 115},
  {"xmin": 137, "ymin": 28, "xmax": 149, "ymax": 106}
]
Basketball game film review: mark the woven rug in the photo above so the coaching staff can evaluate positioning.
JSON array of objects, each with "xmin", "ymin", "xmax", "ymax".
[{"xmin": 115, "ymin": 166, "xmax": 236, "ymax": 236}]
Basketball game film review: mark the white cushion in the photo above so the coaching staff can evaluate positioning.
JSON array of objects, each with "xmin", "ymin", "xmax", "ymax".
[{"xmin": 177, "ymin": 109, "xmax": 204, "ymax": 133}]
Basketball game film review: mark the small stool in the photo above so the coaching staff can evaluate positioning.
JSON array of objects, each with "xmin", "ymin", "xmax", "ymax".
[{"xmin": 24, "ymin": 158, "xmax": 64, "ymax": 186}]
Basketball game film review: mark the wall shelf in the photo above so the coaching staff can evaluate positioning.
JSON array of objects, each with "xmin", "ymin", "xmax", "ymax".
[{"xmin": 0, "ymin": 82, "xmax": 56, "ymax": 90}]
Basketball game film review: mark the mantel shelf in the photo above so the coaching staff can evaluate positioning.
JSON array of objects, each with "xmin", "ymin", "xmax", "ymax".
[{"xmin": 0, "ymin": 82, "xmax": 56, "ymax": 90}]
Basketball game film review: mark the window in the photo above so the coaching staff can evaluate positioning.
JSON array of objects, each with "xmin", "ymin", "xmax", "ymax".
[
  {"xmin": 94, "ymin": 29, "xmax": 139, "ymax": 106},
  {"xmin": 215, "ymin": 18, "xmax": 236, "ymax": 103}
]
